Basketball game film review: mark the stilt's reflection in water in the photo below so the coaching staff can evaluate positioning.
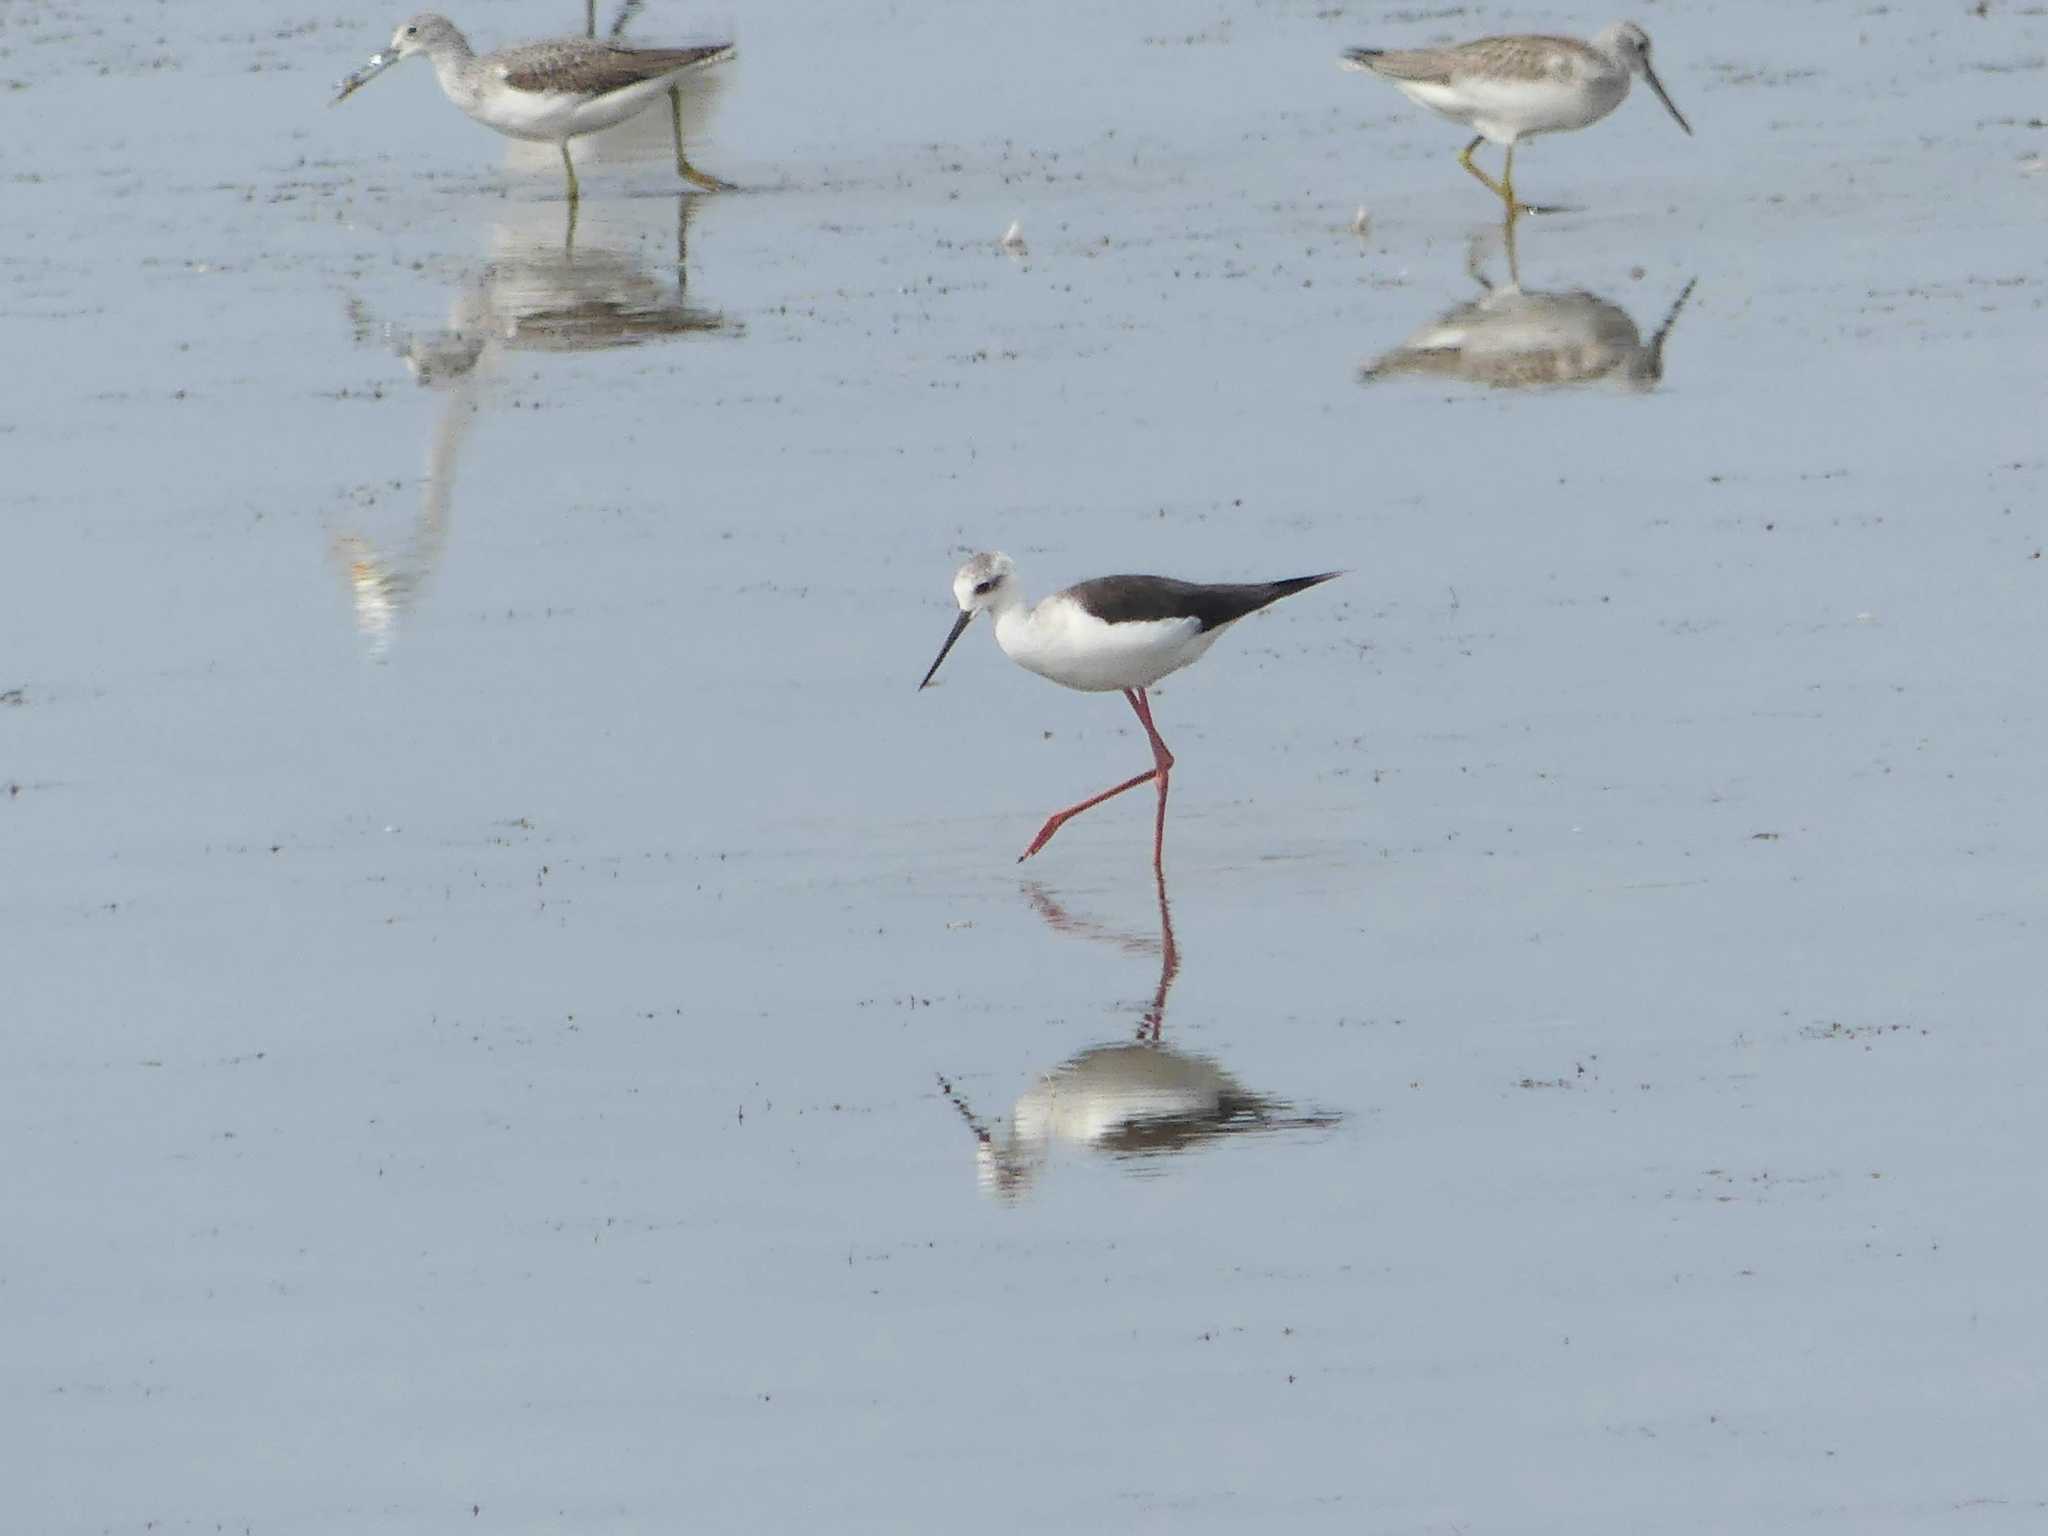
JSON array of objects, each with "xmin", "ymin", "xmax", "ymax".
[
  {"xmin": 334, "ymin": 195, "xmax": 735, "ymax": 656},
  {"xmin": 938, "ymin": 870, "xmax": 1339, "ymax": 1203},
  {"xmin": 1362, "ymin": 219, "xmax": 1696, "ymax": 392}
]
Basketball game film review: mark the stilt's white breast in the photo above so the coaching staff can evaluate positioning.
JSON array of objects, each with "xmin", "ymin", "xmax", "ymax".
[{"xmin": 996, "ymin": 595, "xmax": 1221, "ymax": 693}]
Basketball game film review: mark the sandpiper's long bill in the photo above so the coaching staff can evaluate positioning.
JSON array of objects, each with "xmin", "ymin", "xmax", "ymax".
[{"xmin": 1342, "ymin": 19, "xmax": 1689, "ymax": 214}]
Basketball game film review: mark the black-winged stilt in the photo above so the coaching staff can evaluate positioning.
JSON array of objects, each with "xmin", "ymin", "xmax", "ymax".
[{"xmin": 918, "ymin": 552, "xmax": 1340, "ymax": 869}]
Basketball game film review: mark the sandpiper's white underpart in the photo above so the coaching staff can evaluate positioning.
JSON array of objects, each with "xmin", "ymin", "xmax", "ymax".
[{"xmin": 918, "ymin": 552, "xmax": 1340, "ymax": 868}]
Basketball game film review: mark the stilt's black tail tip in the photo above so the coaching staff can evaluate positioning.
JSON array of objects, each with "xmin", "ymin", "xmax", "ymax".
[
  {"xmin": 1340, "ymin": 48, "xmax": 1383, "ymax": 72},
  {"xmin": 1275, "ymin": 571, "xmax": 1344, "ymax": 600}
]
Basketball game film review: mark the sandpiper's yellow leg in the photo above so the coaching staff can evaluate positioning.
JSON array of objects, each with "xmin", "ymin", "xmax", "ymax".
[
  {"xmin": 1458, "ymin": 136, "xmax": 1512, "ymax": 202},
  {"xmin": 670, "ymin": 84, "xmax": 736, "ymax": 192},
  {"xmin": 1473, "ymin": 139, "xmax": 1546, "ymax": 221},
  {"xmin": 559, "ymin": 142, "xmax": 580, "ymax": 205}
]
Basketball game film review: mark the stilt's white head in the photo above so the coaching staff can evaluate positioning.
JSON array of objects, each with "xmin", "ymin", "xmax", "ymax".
[
  {"xmin": 919, "ymin": 551, "xmax": 1017, "ymax": 689},
  {"xmin": 950, "ymin": 550, "xmax": 1016, "ymax": 614},
  {"xmin": 1597, "ymin": 21, "xmax": 1692, "ymax": 136}
]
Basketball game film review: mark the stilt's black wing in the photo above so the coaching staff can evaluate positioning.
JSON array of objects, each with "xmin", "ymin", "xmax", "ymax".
[{"xmin": 1065, "ymin": 572, "xmax": 1340, "ymax": 633}]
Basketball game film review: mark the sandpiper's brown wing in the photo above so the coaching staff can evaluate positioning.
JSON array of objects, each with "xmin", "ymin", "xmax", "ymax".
[
  {"xmin": 498, "ymin": 39, "xmax": 733, "ymax": 97},
  {"xmin": 1343, "ymin": 45, "xmax": 1456, "ymax": 85},
  {"xmin": 1345, "ymin": 34, "xmax": 1599, "ymax": 86},
  {"xmin": 1451, "ymin": 35, "xmax": 1604, "ymax": 81}
]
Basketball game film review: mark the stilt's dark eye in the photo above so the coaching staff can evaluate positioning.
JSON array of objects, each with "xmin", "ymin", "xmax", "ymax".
[
  {"xmin": 972, "ymin": 580, "xmax": 996, "ymax": 596},
  {"xmin": 404, "ymin": 24, "xmax": 418, "ymax": 35}
]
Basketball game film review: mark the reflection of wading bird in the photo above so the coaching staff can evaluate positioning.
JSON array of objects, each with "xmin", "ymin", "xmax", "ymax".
[
  {"xmin": 1363, "ymin": 233, "xmax": 1697, "ymax": 391},
  {"xmin": 353, "ymin": 198, "xmax": 732, "ymax": 376},
  {"xmin": 1340, "ymin": 21, "xmax": 1691, "ymax": 214},
  {"xmin": 332, "ymin": 13, "xmax": 736, "ymax": 205},
  {"xmin": 431, "ymin": 199, "xmax": 735, "ymax": 353},
  {"xmin": 333, "ymin": 316, "xmax": 476, "ymax": 659},
  {"xmin": 917, "ymin": 553, "xmax": 1341, "ymax": 870},
  {"xmin": 936, "ymin": 875, "xmax": 1339, "ymax": 1202},
  {"xmin": 335, "ymin": 199, "xmax": 732, "ymax": 654}
]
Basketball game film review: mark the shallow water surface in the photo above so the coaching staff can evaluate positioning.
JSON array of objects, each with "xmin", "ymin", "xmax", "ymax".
[{"xmin": 5, "ymin": 0, "xmax": 2047, "ymax": 1530}]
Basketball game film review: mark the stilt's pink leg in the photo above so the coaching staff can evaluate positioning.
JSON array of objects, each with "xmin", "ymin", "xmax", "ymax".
[
  {"xmin": 1125, "ymin": 688, "xmax": 1175, "ymax": 872},
  {"xmin": 1017, "ymin": 689, "xmax": 1174, "ymax": 864},
  {"xmin": 1139, "ymin": 860, "xmax": 1179, "ymax": 1043},
  {"xmin": 1017, "ymin": 766, "xmax": 1157, "ymax": 860}
]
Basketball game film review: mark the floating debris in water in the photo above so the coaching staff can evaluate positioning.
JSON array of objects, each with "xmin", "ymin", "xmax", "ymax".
[
  {"xmin": 1000, "ymin": 220, "xmax": 1026, "ymax": 253},
  {"xmin": 1350, "ymin": 205, "xmax": 1371, "ymax": 236}
]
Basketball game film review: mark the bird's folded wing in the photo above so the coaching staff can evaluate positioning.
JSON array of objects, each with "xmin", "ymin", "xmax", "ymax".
[
  {"xmin": 501, "ymin": 41, "xmax": 732, "ymax": 96},
  {"xmin": 1353, "ymin": 36, "xmax": 1586, "ymax": 85},
  {"xmin": 1066, "ymin": 575, "xmax": 1334, "ymax": 633},
  {"xmin": 1446, "ymin": 36, "xmax": 1588, "ymax": 83},
  {"xmin": 1348, "ymin": 47, "xmax": 1458, "ymax": 85}
]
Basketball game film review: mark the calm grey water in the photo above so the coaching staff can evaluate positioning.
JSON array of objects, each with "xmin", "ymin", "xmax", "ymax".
[{"xmin": 5, "ymin": 0, "xmax": 2046, "ymax": 1530}]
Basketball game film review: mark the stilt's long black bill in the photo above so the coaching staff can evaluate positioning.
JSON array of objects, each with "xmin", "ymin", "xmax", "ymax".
[
  {"xmin": 1643, "ymin": 61, "xmax": 1692, "ymax": 136},
  {"xmin": 918, "ymin": 610, "xmax": 973, "ymax": 690}
]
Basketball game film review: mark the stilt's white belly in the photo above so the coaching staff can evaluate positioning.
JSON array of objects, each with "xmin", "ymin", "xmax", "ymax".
[{"xmin": 999, "ymin": 602, "xmax": 1223, "ymax": 693}]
